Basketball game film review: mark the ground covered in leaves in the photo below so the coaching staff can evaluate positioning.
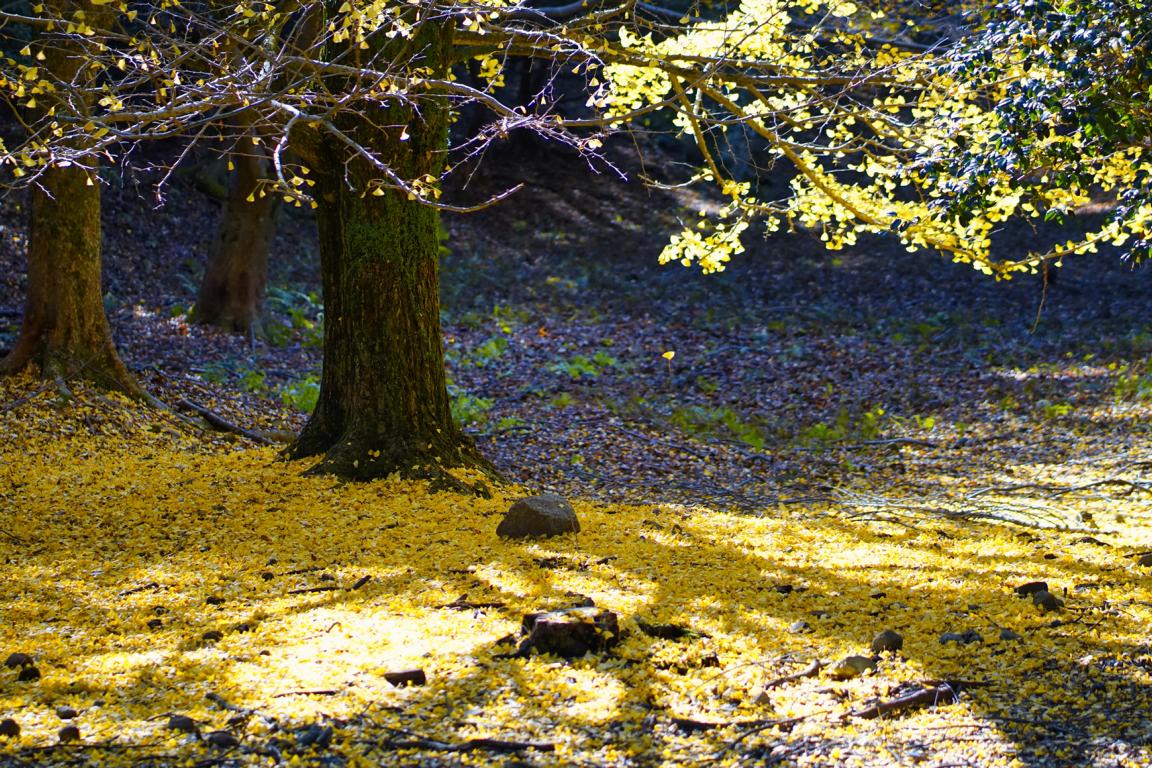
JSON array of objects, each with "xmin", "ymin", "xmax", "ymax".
[
  {"xmin": 4, "ymin": 144, "xmax": 1152, "ymax": 766},
  {"xmin": 3, "ymin": 378, "xmax": 1152, "ymax": 767}
]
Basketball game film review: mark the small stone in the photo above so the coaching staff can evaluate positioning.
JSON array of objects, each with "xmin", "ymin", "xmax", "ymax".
[
  {"xmin": 1014, "ymin": 581, "xmax": 1048, "ymax": 598},
  {"xmin": 518, "ymin": 606, "xmax": 619, "ymax": 658},
  {"xmin": 201, "ymin": 630, "xmax": 223, "ymax": 643},
  {"xmin": 496, "ymin": 494, "xmax": 580, "ymax": 539},
  {"xmin": 55, "ymin": 706, "xmax": 78, "ymax": 720},
  {"xmin": 16, "ymin": 666, "xmax": 40, "ymax": 682},
  {"xmin": 58, "ymin": 725, "xmax": 80, "ymax": 743},
  {"xmin": 148, "ymin": 619, "xmax": 163, "ymax": 630},
  {"xmin": 788, "ymin": 620, "xmax": 811, "ymax": 634},
  {"xmin": 383, "ymin": 669, "xmax": 426, "ymax": 687},
  {"xmin": 940, "ymin": 630, "xmax": 983, "ymax": 645},
  {"xmin": 0, "ymin": 719, "xmax": 19, "ymax": 738},
  {"xmin": 827, "ymin": 656, "xmax": 876, "ymax": 680},
  {"xmin": 205, "ymin": 730, "xmax": 240, "ymax": 749},
  {"xmin": 771, "ymin": 584, "xmax": 794, "ymax": 594},
  {"xmin": 1032, "ymin": 590, "xmax": 1064, "ymax": 612},
  {"xmin": 296, "ymin": 723, "xmax": 334, "ymax": 749},
  {"xmin": 1138, "ymin": 553, "xmax": 1152, "ymax": 567},
  {"xmin": 4, "ymin": 653, "xmax": 33, "ymax": 669},
  {"xmin": 999, "ymin": 629, "xmax": 1023, "ymax": 642},
  {"xmin": 870, "ymin": 629, "xmax": 904, "ymax": 654},
  {"xmin": 167, "ymin": 715, "xmax": 198, "ymax": 734}
]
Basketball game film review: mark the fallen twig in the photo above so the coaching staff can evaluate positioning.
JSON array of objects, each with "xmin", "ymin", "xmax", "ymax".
[
  {"xmin": 273, "ymin": 690, "xmax": 340, "ymax": 698},
  {"xmin": 853, "ymin": 683, "xmax": 959, "ymax": 719},
  {"xmin": 1, "ymin": 383, "xmax": 52, "ymax": 414},
  {"xmin": 761, "ymin": 659, "xmax": 822, "ymax": 689},
  {"xmin": 382, "ymin": 736, "xmax": 554, "ymax": 753},
  {"xmin": 287, "ymin": 585, "xmax": 339, "ymax": 595},
  {"xmin": 349, "ymin": 575, "xmax": 372, "ymax": 590},
  {"xmin": 838, "ymin": 437, "xmax": 938, "ymax": 450},
  {"xmin": 119, "ymin": 581, "xmax": 161, "ymax": 597},
  {"xmin": 439, "ymin": 596, "xmax": 506, "ymax": 610},
  {"xmin": 176, "ymin": 399, "xmax": 276, "ymax": 445}
]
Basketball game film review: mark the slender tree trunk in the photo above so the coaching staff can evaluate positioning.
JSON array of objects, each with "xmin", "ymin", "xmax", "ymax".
[
  {"xmin": 0, "ymin": 0, "xmax": 140, "ymax": 395},
  {"xmin": 285, "ymin": 22, "xmax": 495, "ymax": 487},
  {"xmin": 194, "ymin": 136, "xmax": 278, "ymax": 334}
]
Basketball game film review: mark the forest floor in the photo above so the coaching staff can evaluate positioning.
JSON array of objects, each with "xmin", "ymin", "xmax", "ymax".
[{"xmin": 3, "ymin": 142, "xmax": 1152, "ymax": 766}]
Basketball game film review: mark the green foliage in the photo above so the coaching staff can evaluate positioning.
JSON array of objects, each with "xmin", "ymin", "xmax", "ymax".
[
  {"xmin": 548, "ymin": 351, "xmax": 618, "ymax": 380},
  {"xmin": 549, "ymin": 392, "xmax": 575, "ymax": 409},
  {"xmin": 925, "ymin": 0, "xmax": 1152, "ymax": 265},
  {"xmin": 1037, "ymin": 401, "xmax": 1073, "ymax": 421},
  {"xmin": 799, "ymin": 405, "xmax": 887, "ymax": 447},
  {"xmin": 465, "ymin": 336, "xmax": 509, "ymax": 367},
  {"xmin": 265, "ymin": 287, "xmax": 324, "ymax": 348},
  {"xmin": 449, "ymin": 386, "xmax": 494, "ymax": 427},
  {"xmin": 1112, "ymin": 363, "xmax": 1152, "ymax": 402},
  {"xmin": 671, "ymin": 405, "xmax": 767, "ymax": 451},
  {"xmin": 280, "ymin": 376, "xmax": 320, "ymax": 413}
]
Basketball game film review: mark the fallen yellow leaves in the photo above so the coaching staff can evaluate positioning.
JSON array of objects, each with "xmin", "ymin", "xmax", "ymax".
[{"xmin": 2, "ymin": 376, "xmax": 1152, "ymax": 766}]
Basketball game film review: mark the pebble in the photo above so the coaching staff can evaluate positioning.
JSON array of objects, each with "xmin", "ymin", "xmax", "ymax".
[
  {"xmin": 167, "ymin": 715, "xmax": 198, "ymax": 734},
  {"xmin": 940, "ymin": 630, "xmax": 983, "ymax": 645},
  {"xmin": 870, "ymin": 629, "xmax": 904, "ymax": 654},
  {"xmin": 1032, "ymin": 590, "xmax": 1064, "ymax": 612},
  {"xmin": 827, "ymin": 656, "xmax": 876, "ymax": 680}
]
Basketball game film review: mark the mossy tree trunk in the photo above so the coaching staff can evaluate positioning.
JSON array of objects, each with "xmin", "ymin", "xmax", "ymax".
[
  {"xmin": 0, "ymin": 0, "xmax": 140, "ymax": 395},
  {"xmin": 194, "ymin": 135, "xmax": 278, "ymax": 335},
  {"xmin": 285, "ymin": 21, "xmax": 494, "ymax": 486}
]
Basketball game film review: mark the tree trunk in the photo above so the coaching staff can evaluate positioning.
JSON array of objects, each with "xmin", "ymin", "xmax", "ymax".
[
  {"xmin": 285, "ymin": 22, "xmax": 495, "ymax": 487},
  {"xmin": 0, "ymin": 2, "xmax": 140, "ymax": 396},
  {"xmin": 194, "ymin": 136, "xmax": 277, "ymax": 335}
]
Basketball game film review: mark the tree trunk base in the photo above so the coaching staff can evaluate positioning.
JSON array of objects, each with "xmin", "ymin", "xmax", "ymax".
[
  {"xmin": 285, "ymin": 428, "xmax": 501, "ymax": 494},
  {"xmin": 0, "ymin": 344, "xmax": 144, "ymax": 400}
]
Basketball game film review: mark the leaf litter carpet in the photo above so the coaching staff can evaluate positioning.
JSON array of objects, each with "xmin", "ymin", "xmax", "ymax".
[{"xmin": 3, "ymin": 375, "xmax": 1152, "ymax": 767}]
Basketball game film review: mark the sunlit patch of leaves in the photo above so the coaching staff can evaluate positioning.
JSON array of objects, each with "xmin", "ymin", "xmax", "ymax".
[{"xmin": 3, "ymin": 376, "xmax": 1152, "ymax": 765}]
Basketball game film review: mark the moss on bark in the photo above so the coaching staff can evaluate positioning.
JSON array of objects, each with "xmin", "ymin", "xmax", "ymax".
[{"xmin": 285, "ymin": 20, "xmax": 497, "ymax": 488}]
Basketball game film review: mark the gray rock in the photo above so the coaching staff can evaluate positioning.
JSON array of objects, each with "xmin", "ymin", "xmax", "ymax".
[
  {"xmin": 788, "ymin": 620, "xmax": 811, "ymax": 634},
  {"xmin": 1032, "ymin": 590, "xmax": 1064, "ymax": 612},
  {"xmin": 999, "ymin": 629, "xmax": 1023, "ymax": 642},
  {"xmin": 497, "ymin": 494, "xmax": 580, "ymax": 539},
  {"xmin": 940, "ymin": 630, "xmax": 983, "ymax": 645},
  {"xmin": 827, "ymin": 656, "xmax": 876, "ymax": 680},
  {"xmin": 871, "ymin": 629, "xmax": 904, "ymax": 654},
  {"xmin": 1014, "ymin": 581, "xmax": 1048, "ymax": 598},
  {"xmin": 167, "ymin": 715, "xmax": 198, "ymax": 734}
]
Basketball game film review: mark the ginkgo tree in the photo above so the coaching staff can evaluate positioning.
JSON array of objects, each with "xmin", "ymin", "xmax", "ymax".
[
  {"xmin": 917, "ymin": 0, "xmax": 1152, "ymax": 270},
  {"xmin": 0, "ymin": 0, "xmax": 144, "ymax": 396},
  {"xmin": 0, "ymin": 0, "xmax": 1084, "ymax": 483}
]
